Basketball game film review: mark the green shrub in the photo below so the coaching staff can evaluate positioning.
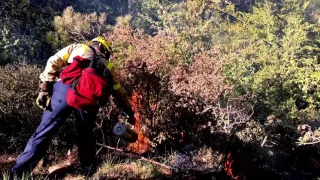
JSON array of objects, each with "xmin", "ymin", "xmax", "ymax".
[
  {"xmin": 0, "ymin": 63, "xmax": 42, "ymax": 152},
  {"xmin": 47, "ymin": 6, "xmax": 109, "ymax": 49},
  {"xmin": 222, "ymin": 0, "xmax": 320, "ymax": 122}
]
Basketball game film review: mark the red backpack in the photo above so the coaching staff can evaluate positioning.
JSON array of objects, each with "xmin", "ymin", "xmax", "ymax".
[{"xmin": 60, "ymin": 45, "xmax": 113, "ymax": 112}]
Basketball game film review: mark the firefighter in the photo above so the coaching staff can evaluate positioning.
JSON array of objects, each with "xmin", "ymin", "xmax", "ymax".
[{"xmin": 10, "ymin": 36, "xmax": 135, "ymax": 177}]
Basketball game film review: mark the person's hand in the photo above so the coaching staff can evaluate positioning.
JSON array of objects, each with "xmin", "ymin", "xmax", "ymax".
[
  {"xmin": 36, "ymin": 92, "xmax": 51, "ymax": 110},
  {"xmin": 36, "ymin": 81, "xmax": 53, "ymax": 110},
  {"xmin": 127, "ymin": 115, "xmax": 136, "ymax": 127}
]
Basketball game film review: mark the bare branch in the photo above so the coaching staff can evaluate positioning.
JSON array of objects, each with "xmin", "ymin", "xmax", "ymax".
[
  {"xmin": 296, "ymin": 140, "xmax": 320, "ymax": 146},
  {"xmin": 261, "ymin": 136, "xmax": 268, "ymax": 147}
]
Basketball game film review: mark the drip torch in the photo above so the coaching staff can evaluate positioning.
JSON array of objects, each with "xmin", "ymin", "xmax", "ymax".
[{"xmin": 112, "ymin": 115, "xmax": 138, "ymax": 143}]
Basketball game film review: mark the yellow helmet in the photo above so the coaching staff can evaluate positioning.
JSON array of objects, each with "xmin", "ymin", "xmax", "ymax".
[{"xmin": 89, "ymin": 36, "xmax": 113, "ymax": 54}]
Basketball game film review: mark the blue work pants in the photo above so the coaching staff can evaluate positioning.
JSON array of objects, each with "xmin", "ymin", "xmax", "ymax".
[{"xmin": 10, "ymin": 81, "xmax": 97, "ymax": 175}]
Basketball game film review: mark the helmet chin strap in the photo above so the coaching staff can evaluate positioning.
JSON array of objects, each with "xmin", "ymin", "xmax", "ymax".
[
  {"xmin": 99, "ymin": 43, "xmax": 111, "ymax": 60},
  {"xmin": 88, "ymin": 40, "xmax": 111, "ymax": 60}
]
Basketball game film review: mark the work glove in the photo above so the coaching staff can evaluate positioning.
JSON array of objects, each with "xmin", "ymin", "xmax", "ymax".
[{"xmin": 36, "ymin": 81, "xmax": 53, "ymax": 110}]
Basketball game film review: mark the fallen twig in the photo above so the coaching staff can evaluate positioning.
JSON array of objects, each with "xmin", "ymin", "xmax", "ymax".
[
  {"xmin": 296, "ymin": 140, "xmax": 320, "ymax": 146},
  {"xmin": 96, "ymin": 143, "xmax": 173, "ymax": 170},
  {"xmin": 261, "ymin": 136, "xmax": 268, "ymax": 147}
]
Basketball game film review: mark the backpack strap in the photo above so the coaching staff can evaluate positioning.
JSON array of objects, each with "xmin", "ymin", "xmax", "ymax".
[
  {"xmin": 87, "ymin": 45, "xmax": 114, "ymax": 85},
  {"xmin": 88, "ymin": 45, "xmax": 100, "ymax": 68}
]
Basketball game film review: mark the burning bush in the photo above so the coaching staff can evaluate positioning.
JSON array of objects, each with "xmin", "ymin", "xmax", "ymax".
[
  {"xmin": 99, "ymin": 14, "xmax": 319, "ymax": 179},
  {"xmin": 102, "ymin": 16, "xmax": 253, "ymax": 153}
]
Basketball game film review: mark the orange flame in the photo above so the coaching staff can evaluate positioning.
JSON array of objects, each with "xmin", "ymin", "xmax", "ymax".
[
  {"xmin": 130, "ymin": 91, "xmax": 141, "ymax": 130},
  {"xmin": 127, "ymin": 132, "xmax": 152, "ymax": 154},
  {"xmin": 127, "ymin": 90, "xmax": 152, "ymax": 154},
  {"xmin": 225, "ymin": 152, "xmax": 239, "ymax": 180}
]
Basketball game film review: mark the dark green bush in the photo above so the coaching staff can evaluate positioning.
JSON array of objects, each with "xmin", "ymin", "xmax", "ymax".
[{"xmin": 0, "ymin": 63, "xmax": 42, "ymax": 152}]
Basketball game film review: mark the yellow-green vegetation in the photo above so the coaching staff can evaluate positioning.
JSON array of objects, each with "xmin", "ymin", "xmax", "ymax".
[
  {"xmin": 2, "ymin": 172, "xmax": 44, "ymax": 180},
  {"xmin": 95, "ymin": 161, "xmax": 156, "ymax": 179},
  {"xmin": 1, "ymin": 157, "xmax": 164, "ymax": 180}
]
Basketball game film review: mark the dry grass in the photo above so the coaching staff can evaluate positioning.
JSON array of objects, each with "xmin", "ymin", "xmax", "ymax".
[
  {"xmin": 96, "ymin": 162, "xmax": 153, "ymax": 179},
  {"xmin": 94, "ymin": 155, "xmax": 160, "ymax": 180},
  {"xmin": 168, "ymin": 146, "xmax": 225, "ymax": 172},
  {"xmin": 2, "ymin": 157, "xmax": 164, "ymax": 180}
]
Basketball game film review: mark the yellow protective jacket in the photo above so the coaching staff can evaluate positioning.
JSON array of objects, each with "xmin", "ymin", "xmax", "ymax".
[{"xmin": 39, "ymin": 43, "xmax": 133, "ymax": 115}]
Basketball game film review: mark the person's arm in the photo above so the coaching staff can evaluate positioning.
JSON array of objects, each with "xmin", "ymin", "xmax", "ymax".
[
  {"xmin": 36, "ymin": 44, "xmax": 77, "ymax": 110},
  {"xmin": 106, "ymin": 61, "xmax": 135, "ymax": 125},
  {"xmin": 39, "ymin": 44, "xmax": 77, "ymax": 82}
]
